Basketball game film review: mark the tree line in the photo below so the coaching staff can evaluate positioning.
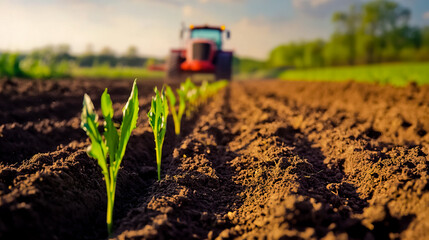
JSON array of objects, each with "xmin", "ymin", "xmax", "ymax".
[
  {"xmin": 268, "ymin": 0, "xmax": 429, "ymax": 69},
  {"xmin": 0, "ymin": 45, "xmax": 161, "ymax": 79},
  {"xmin": 23, "ymin": 45, "xmax": 158, "ymax": 68}
]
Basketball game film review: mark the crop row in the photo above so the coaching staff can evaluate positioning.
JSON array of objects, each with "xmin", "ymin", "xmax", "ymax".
[{"xmin": 80, "ymin": 79, "xmax": 228, "ymax": 235}]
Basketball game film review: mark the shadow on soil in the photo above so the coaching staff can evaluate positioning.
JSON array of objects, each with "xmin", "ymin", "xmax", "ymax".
[
  {"xmin": 113, "ymin": 86, "xmax": 244, "ymax": 239},
  {"xmin": 275, "ymin": 117, "xmax": 415, "ymax": 238}
]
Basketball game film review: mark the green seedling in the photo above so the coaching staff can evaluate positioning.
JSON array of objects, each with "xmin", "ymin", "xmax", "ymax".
[
  {"xmin": 207, "ymin": 80, "xmax": 228, "ymax": 97},
  {"xmin": 166, "ymin": 85, "xmax": 186, "ymax": 135},
  {"xmin": 81, "ymin": 80, "xmax": 139, "ymax": 236},
  {"xmin": 184, "ymin": 79, "xmax": 199, "ymax": 117},
  {"xmin": 148, "ymin": 87, "xmax": 169, "ymax": 180},
  {"xmin": 181, "ymin": 78, "xmax": 229, "ymax": 117},
  {"xmin": 199, "ymin": 81, "xmax": 209, "ymax": 104}
]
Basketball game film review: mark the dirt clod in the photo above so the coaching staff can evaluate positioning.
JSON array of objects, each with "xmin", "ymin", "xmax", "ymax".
[{"xmin": 0, "ymin": 79, "xmax": 428, "ymax": 240}]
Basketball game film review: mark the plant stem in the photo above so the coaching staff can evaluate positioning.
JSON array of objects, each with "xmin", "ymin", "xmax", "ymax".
[
  {"xmin": 176, "ymin": 123, "xmax": 181, "ymax": 136},
  {"xmin": 104, "ymin": 175, "xmax": 113, "ymax": 236},
  {"xmin": 106, "ymin": 192, "xmax": 113, "ymax": 236},
  {"xmin": 155, "ymin": 134, "xmax": 161, "ymax": 181},
  {"xmin": 172, "ymin": 113, "xmax": 180, "ymax": 135},
  {"xmin": 169, "ymin": 101, "xmax": 180, "ymax": 136}
]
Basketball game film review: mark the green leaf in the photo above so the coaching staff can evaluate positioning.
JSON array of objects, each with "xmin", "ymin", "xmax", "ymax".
[
  {"xmin": 160, "ymin": 89, "xmax": 169, "ymax": 144},
  {"xmin": 183, "ymin": 78, "xmax": 195, "ymax": 91},
  {"xmin": 147, "ymin": 87, "xmax": 159, "ymax": 131},
  {"xmin": 81, "ymin": 94, "xmax": 108, "ymax": 174},
  {"xmin": 101, "ymin": 88, "xmax": 114, "ymax": 118},
  {"xmin": 165, "ymin": 86, "xmax": 176, "ymax": 107},
  {"xmin": 200, "ymin": 81, "xmax": 208, "ymax": 94},
  {"xmin": 155, "ymin": 88, "xmax": 162, "ymax": 135},
  {"xmin": 115, "ymin": 79, "xmax": 139, "ymax": 171},
  {"xmin": 101, "ymin": 89, "xmax": 119, "ymax": 166},
  {"xmin": 81, "ymin": 81, "xmax": 140, "ymax": 235},
  {"xmin": 177, "ymin": 89, "xmax": 186, "ymax": 119},
  {"xmin": 81, "ymin": 94, "xmax": 99, "ymax": 137},
  {"xmin": 87, "ymin": 135, "xmax": 108, "ymax": 175},
  {"xmin": 167, "ymin": 85, "xmax": 182, "ymax": 135},
  {"xmin": 148, "ymin": 86, "xmax": 169, "ymax": 180}
]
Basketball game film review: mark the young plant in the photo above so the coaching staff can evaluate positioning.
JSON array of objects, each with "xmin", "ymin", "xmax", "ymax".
[
  {"xmin": 207, "ymin": 80, "xmax": 228, "ymax": 97},
  {"xmin": 166, "ymin": 85, "xmax": 186, "ymax": 135},
  {"xmin": 183, "ymin": 79, "xmax": 199, "ymax": 117},
  {"xmin": 198, "ymin": 80, "xmax": 209, "ymax": 103},
  {"xmin": 80, "ymin": 80, "xmax": 139, "ymax": 236},
  {"xmin": 148, "ymin": 87, "xmax": 169, "ymax": 180}
]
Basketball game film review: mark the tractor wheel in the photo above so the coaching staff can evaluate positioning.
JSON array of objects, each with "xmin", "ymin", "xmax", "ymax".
[
  {"xmin": 166, "ymin": 52, "xmax": 182, "ymax": 81},
  {"xmin": 215, "ymin": 52, "xmax": 232, "ymax": 81}
]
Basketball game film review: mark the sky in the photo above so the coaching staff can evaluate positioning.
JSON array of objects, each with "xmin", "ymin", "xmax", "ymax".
[{"xmin": 1, "ymin": 0, "xmax": 429, "ymax": 59}]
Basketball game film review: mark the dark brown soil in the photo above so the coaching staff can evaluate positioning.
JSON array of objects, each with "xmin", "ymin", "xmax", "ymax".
[{"xmin": 0, "ymin": 78, "xmax": 428, "ymax": 240}]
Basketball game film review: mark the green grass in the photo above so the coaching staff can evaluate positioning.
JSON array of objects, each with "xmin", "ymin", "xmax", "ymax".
[
  {"xmin": 72, "ymin": 65, "xmax": 165, "ymax": 79},
  {"xmin": 279, "ymin": 62, "xmax": 429, "ymax": 86}
]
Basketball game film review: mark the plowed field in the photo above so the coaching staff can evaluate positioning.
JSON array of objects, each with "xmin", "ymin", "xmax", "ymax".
[{"xmin": 0, "ymin": 78, "xmax": 428, "ymax": 240}]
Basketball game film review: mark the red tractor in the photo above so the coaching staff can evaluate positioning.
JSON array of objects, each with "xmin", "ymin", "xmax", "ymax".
[{"xmin": 166, "ymin": 24, "xmax": 233, "ymax": 81}]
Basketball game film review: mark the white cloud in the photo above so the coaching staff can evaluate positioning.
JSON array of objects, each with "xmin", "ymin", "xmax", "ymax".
[
  {"xmin": 311, "ymin": 0, "xmax": 334, "ymax": 7},
  {"xmin": 0, "ymin": 1, "xmax": 178, "ymax": 57},
  {"xmin": 291, "ymin": 0, "xmax": 358, "ymax": 18},
  {"xmin": 134, "ymin": 0, "xmax": 244, "ymax": 6},
  {"xmin": 225, "ymin": 16, "xmax": 329, "ymax": 59},
  {"xmin": 182, "ymin": 5, "xmax": 194, "ymax": 17},
  {"xmin": 292, "ymin": 0, "xmax": 334, "ymax": 8},
  {"xmin": 180, "ymin": 4, "xmax": 219, "ymax": 23},
  {"xmin": 198, "ymin": 0, "xmax": 245, "ymax": 3},
  {"xmin": 225, "ymin": 18, "xmax": 273, "ymax": 58},
  {"xmin": 131, "ymin": 0, "xmax": 183, "ymax": 7},
  {"xmin": 424, "ymin": 11, "xmax": 429, "ymax": 20},
  {"xmin": 0, "ymin": 0, "xmax": 357, "ymax": 59}
]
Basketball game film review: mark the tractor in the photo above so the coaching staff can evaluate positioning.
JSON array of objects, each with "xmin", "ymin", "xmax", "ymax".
[{"xmin": 166, "ymin": 24, "xmax": 233, "ymax": 81}]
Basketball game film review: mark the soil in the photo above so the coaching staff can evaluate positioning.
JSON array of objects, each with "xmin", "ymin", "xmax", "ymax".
[{"xmin": 0, "ymin": 78, "xmax": 428, "ymax": 240}]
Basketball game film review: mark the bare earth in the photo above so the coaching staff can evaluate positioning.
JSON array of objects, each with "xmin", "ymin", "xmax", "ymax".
[{"xmin": 0, "ymin": 78, "xmax": 428, "ymax": 240}]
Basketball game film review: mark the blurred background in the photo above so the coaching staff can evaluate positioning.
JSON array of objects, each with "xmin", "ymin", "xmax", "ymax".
[{"xmin": 1, "ymin": 0, "xmax": 429, "ymax": 85}]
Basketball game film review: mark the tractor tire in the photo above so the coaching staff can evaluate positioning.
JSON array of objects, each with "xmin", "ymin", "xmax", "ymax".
[
  {"xmin": 215, "ymin": 52, "xmax": 232, "ymax": 81},
  {"xmin": 166, "ymin": 52, "xmax": 182, "ymax": 81}
]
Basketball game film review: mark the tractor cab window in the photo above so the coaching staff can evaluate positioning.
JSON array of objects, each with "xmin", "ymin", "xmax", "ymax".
[{"xmin": 191, "ymin": 29, "xmax": 222, "ymax": 49}]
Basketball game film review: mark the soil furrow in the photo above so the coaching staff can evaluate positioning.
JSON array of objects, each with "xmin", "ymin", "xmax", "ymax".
[
  {"xmin": 0, "ymin": 123, "xmax": 156, "ymax": 239},
  {"xmin": 114, "ymin": 88, "xmax": 243, "ymax": 239},
  {"xmin": 0, "ymin": 79, "xmax": 166, "ymax": 239},
  {"xmin": 240, "ymin": 81, "xmax": 429, "ymax": 239},
  {"xmin": 0, "ymin": 79, "xmax": 428, "ymax": 240},
  {"xmin": 205, "ymin": 83, "xmax": 368, "ymax": 239}
]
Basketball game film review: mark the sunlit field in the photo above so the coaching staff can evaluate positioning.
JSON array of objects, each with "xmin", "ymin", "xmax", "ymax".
[
  {"xmin": 279, "ymin": 62, "xmax": 429, "ymax": 86},
  {"xmin": 71, "ymin": 65, "xmax": 165, "ymax": 79},
  {"xmin": 2, "ymin": 0, "xmax": 429, "ymax": 239}
]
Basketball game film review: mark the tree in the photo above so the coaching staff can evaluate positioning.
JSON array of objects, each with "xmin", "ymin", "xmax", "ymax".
[
  {"xmin": 79, "ymin": 44, "xmax": 96, "ymax": 67},
  {"xmin": 332, "ymin": 5, "xmax": 361, "ymax": 65},
  {"xmin": 121, "ymin": 46, "xmax": 143, "ymax": 67},
  {"xmin": 359, "ymin": 0, "xmax": 411, "ymax": 62},
  {"xmin": 125, "ymin": 46, "xmax": 138, "ymax": 58},
  {"xmin": 99, "ymin": 47, "xmax": 116, "ymax": 67}
]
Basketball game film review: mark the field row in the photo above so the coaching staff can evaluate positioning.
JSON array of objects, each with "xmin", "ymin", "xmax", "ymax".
[
  {"xmin": 279, "ymin": 62, "xmax": 429, "ymax": 86},
  {"xmin": 0, "ymin": 79, "xmax": 428, "ymax": 239}
]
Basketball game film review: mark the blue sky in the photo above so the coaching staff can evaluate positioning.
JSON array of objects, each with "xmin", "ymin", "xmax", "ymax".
[{"xmin": 1, "ymin": 0, "xmax": 429, "ymax": 59}]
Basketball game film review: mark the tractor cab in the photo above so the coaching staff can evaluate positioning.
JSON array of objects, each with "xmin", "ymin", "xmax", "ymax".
[
  {"xmin": 182, "ymin": 25, "xmax": 230, "ymax": 50},
  {"xmin": 166, "ymin": 24, "xmax": 233, "ymax": 81}
]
